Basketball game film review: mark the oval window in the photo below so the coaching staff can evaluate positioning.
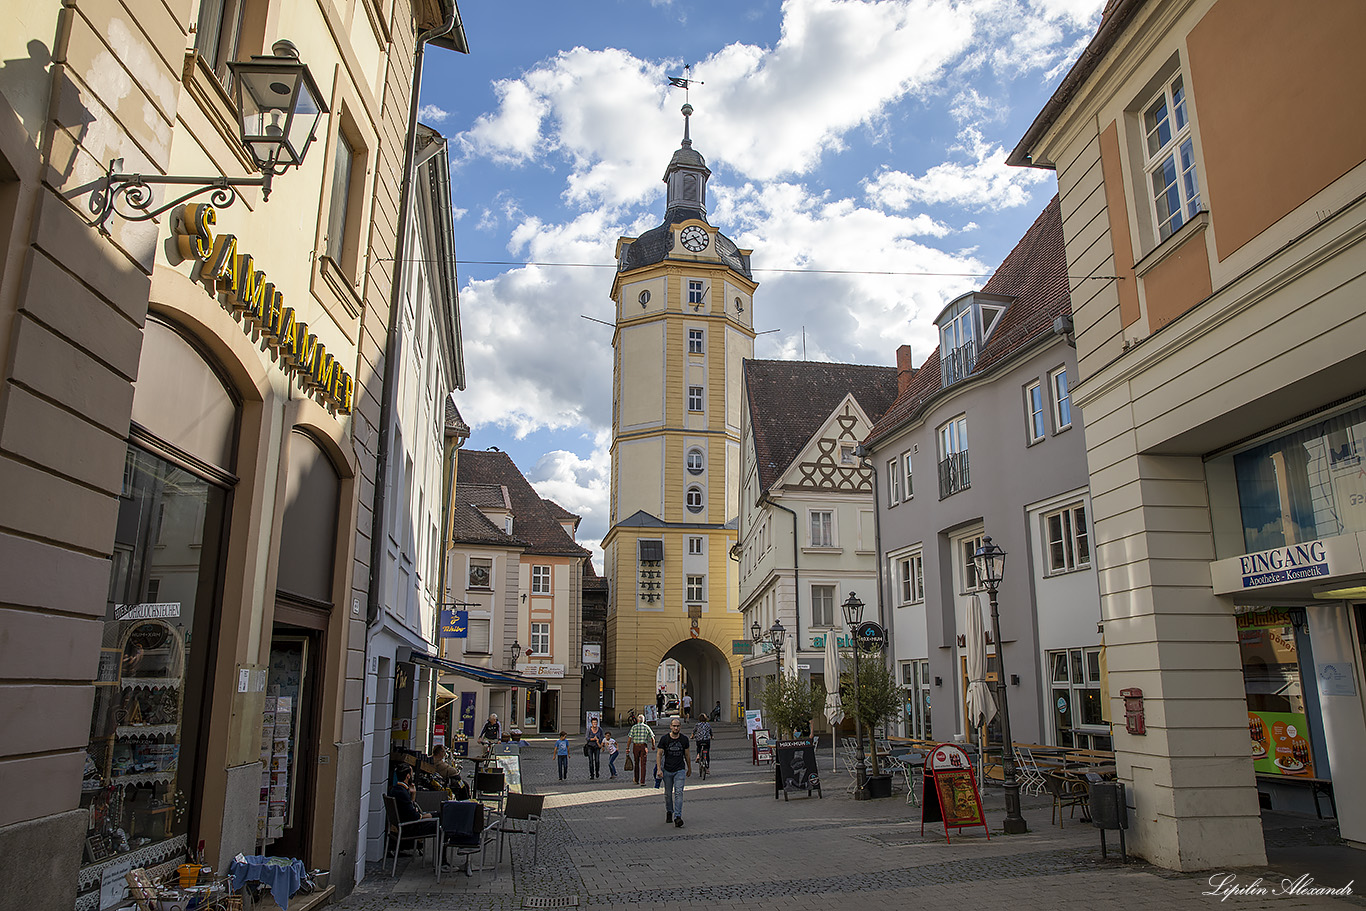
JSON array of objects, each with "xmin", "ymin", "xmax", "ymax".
[
  {"xmin": 686, "ymin": 486, "xmax": 704, "ymax": 513},
  {"xmin": 638, "ymin": 289, "xmax": 651, "ymax": 305},
  {"xmin": 686, "ymin": 448, "xmax": 704, "ymax": 475}
]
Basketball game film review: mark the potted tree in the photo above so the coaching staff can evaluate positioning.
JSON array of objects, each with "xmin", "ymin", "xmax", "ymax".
[
  {"xmin": 760, "ymin": 674, "xmax": 824, "ymax": 740},
  {"xmin": 843, "ymin": 656, "xmax": 902, "ymax": 799}
]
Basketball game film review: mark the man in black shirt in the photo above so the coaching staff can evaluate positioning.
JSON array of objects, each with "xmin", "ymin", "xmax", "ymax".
[
  {"xmin": 477, "ymin": 714, "xmax": 501, "ymax": 754},
  {"xmin": 655, "ymin": 717, "xmax": 692, "ymax": 827},
  {"xmin": 388, "ymin": 765, "xmax": 437, "ymax": 852}
]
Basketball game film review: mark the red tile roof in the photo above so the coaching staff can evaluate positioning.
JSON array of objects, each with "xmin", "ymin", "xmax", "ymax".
[
  {"xmin": 744, "ymin": 359, "xmax": 900, "ymax": 490},
  {"xmin": 457, "ymin": 450, "xmax": 592, "ymax": 558},
  {"xmin": 866, "ymin": 196, "xmax": 1070, "ymax": 444},
  {"xmin": 449, "ymin": 499, "xmax": 528, "ymax": 548}
]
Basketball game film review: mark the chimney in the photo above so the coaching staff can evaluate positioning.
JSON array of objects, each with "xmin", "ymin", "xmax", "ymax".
[{"xmin": 896, "ymin": 344, "xmax": 915, "ymax": 395}]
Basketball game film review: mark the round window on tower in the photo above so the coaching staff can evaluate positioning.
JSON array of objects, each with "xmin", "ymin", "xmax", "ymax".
[
  {"xmin": 686, "ymin": 486, "xmax": 704, "ymax": 514},
  {"xmin": 639, "ymin": 289, "xmax": 651, "ymax": 306},
  {"xmin": 686, "ymin": 448, "xmax": 704, "ymax": 475}
]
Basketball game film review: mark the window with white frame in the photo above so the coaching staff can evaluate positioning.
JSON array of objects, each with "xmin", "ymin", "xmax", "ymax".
[
  {"xmin": 898, "ymin": 552, "xmax": 924, "ymax": 604},
  {"xmin": 688, "ymin": 280, "xmax": 705, "ymax": 305},
  {"xmin": 686, "ymin": 486, "xmax": 704, "ymax": 513},
  {"xmin": 840, "ymin": 445, "xmax": 856, "ymax": 464},
  {"xmin": 1049, "ymin": 648, "xmax": 1109, "ymax": 749},
  {"xmin": 688, "ymin": 385, "xmax": 704, "ymax": 412},
  {"xmin": 938, "ymin": 415, "xmax": 969, "ymax": 498},
  {"xmin": 1044, "ymin": 503, "xmax": 1090, "ymax": 573},
  {"xmin": 688, "ymin": 328, "xmax": 704, "ymax": 353},
  {"xmin": 1143, "ymin": 73, "xmax": 1201, "ymax": 242},
  {"xmin": 809, "ymin": 510, "xmax": 834, "ymax": 547},
  {"xmin": 531, "ymin": 564, "xmax": 552, "ymax": 593},
  {"xmin": 901, "ymin": 659, "xmax": 932, "ymax": 739},
  {"xmin": 530, "ymin": 622, "xmax": 551, "ymax": 656},
  {"xmin": 464, "ymin": 617, "xmax": 491, "ymax": 654},
  {"xmin": 1050, "ymin": 367, "xmax": 1072, "ymax": 431},
  {"xmin": 811, "ymin": 584, "xmax": 835, "ymax": 627},
  {"xmin": 1026, "ymin": 380, "xmax": 1046, "ymax": 443},
  {"xmin": 686, "ymin": 448, "xmax": 704, "ymax": 474},
  {"xmin": 686, "ymin": 575, "xmax": 705, "ymax": 602},
  {"xmin": 902, "ymin": 451, "xmax": 914, "ymax": 499},
  {"xmin": 688, "ymin": 536, "xmax": 703, "ymax": 555},
  {"xmin": 468, "ymin": 557, "xmax": 492, "ymax": 589},
  {"xmin": 960, "ymin": 532, "xmax": 986, "ymax": 592},
  {"xmin": 887, "ymin": 458, "xmax": 902, "ymax": 505}
]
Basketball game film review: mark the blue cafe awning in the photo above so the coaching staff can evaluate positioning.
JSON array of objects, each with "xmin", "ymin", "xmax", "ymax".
[{"xmin": 399, "ymin": 647, "xmax": 547, "ymax": 692}]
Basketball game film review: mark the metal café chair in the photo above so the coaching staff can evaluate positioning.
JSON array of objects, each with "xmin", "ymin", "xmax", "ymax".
[
  {"xmin": 1014, "ymin": 746, "xmax": 1048, "ymax": 797},
  {"xmin": 435, "ymin": 800, "xmax": 500, "ymax": 882},
  {"xmin": 495, "ymin": 792, "xmax": 545, "ymax": 866},
  {"xmin": 474, "ymin": 769, "xmax": 507, "ymax": 813},
  {"xmin": 381, "ymin": 794, "xmax": 437, "ymax": 877}
]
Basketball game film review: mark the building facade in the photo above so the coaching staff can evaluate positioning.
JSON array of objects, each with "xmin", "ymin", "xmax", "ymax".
[
  {"xmin": 457, "ymin": 450, "xmax": 590, "ymax": 735},
  {"xmin": 736, "ymin": 359, "xmax": 899, "ymax": 726},
  {"xmin": 1010, "ymin": 0, "xmax": 1366, "ymax": 866},
  {"xmin": 603, "ymin": 106, "xmax": 754, "ymax": 725},
  {"xmin": 865, "ymin": 199, "xmax": 1104, "ymax": 752},
  {"xmin": 356, "ymin": 122, "xmax": 464, "ymax": 880},
  {"xmin": 0, "ymin": 0, "xmax": 465, "ymax": 905}
]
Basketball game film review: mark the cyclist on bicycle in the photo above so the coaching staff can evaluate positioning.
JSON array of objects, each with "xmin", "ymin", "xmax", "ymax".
[{"xmin": 692, "ymin": 713, "xmax": 713, "ymax": 767}]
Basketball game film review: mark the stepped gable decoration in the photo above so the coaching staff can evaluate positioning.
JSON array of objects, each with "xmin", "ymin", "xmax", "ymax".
[{"xmin": 172, "ymin": 203, "xmax": 353, "ymax": 413}]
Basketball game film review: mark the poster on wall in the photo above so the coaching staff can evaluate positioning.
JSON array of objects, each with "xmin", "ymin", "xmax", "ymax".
[
  {"xmin": 455, "ymin": 692, "xmax": 478, "ymax": 757},
  {"xmin": 1238, "ymin": 608, "xmax": 1316, "ymax": 778}
]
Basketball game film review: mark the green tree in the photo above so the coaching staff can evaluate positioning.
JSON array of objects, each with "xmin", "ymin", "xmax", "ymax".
[
  {"xmin": 842, "ymin": 653, "xmax": 902, "ymax": 777},
  {"xmin": 759, "ymin": 673, "xmax": 824, "ymax": 740}
]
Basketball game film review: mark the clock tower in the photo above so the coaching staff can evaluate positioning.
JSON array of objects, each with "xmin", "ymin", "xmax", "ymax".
[{"xmin": 603, "ymin": 105, "xmax": 756, "ymax": 724}]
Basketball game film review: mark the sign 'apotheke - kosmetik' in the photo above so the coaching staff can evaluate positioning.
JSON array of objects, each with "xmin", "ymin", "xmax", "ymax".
[
  {"xmin": 174, "ymin": 204, "xmax": 353, "ymax": 413},
  {"xmin": 1238, "ymin": 541, "xmax": 1330, "ymax": 588}
]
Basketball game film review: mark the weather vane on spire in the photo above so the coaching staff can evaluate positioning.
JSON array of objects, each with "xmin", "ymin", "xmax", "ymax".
[{"xmin": 667, "ymin": 64, "xmax": 704, "ymax": 104}]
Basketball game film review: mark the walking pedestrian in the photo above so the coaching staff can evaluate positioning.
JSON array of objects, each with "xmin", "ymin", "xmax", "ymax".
[
  {"xmin": 555, "ymin": 731, "xmax": 569, "ymax": 780},
  {"xmin": 628, "ymin": 714, "xmax": 654, "ymax": 786},
  {"xmin": 681, "ymin": 693, "xmax": 693, "ymax": 720},
  {"xmin": 656, "ymin": 689, "xmax": 666, "ymax": 717},
  {"xmin": 585, "ymin": 717, "xmax": 605, "ymax": 779},
  {"xmin": 606, "ymin": 732, "xmax": 619, "ymax": 778},
  {"xmin": 656, "ymin": 717, "xmax": 692, "ymax": 827},
  {"xmin": 713, "ymin": 700, "xmax": 724, "ymax": 722}
]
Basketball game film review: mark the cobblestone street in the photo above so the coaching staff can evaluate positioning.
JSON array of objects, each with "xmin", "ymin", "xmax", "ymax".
[{"xmin": 339, "ymin": 724, "xmax": 1362, "ymax": 911}]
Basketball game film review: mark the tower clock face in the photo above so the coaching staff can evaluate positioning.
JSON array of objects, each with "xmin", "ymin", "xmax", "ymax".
[{"xmin": 680, "ymin": 225, "xmax": 709, "ymax": 252}]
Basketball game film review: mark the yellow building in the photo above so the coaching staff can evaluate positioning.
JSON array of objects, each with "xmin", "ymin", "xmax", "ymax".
[{"xmin": 604, "ymin": 106, "xmax": 755, "ymax": 723}]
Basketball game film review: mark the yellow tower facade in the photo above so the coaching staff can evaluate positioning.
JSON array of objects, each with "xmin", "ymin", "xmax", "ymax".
[{"xmin": 604, "ymin": 105, "xmax": 756, "ymax": 723}]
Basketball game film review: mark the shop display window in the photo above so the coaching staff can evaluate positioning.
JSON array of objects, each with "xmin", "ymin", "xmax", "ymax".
[
  {"xmin": 1048, "ymin": 647, "xmax": 1110, "ymax": 750},
  {"xmin": 1239, "ymin": 608, "xmax": 1317, "ymax": 778},
  {"xmin": 79, "ymin": 446, "xmax": 227, "ymax": 895}
]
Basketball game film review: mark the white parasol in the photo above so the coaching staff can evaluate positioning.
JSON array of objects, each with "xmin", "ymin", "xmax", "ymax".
[
  {"xmin": 824, "ymin": 630, "xmax": 845, "ymax": 772},
  {"xmin": 964, "ymin": 594, "xmax": 997, "ymax": 732},
  {"xmin": 784, "ymin": 630, "xmax": 799, "ymax": 679}
]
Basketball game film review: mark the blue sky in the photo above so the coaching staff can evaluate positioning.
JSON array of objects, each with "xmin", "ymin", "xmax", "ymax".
[{"xmin": 418, "ymin": 0, "xmax": 1104, "ymax": 568}]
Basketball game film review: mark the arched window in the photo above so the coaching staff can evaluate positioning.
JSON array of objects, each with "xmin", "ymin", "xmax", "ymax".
[
  {"xmin": 686, "ymin": 448, "xmax": 704, "ymax": 475},
  {"xmin": 277, "ymin": 430, "xmax": 341, "ymax": 604},
  {"xmin": 686, "ymin": 486, "xmax": 704, "ymax": 513}
]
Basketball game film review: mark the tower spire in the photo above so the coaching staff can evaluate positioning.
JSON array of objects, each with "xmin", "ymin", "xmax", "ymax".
[{"xmin": 682, "ymin": 102, "xmax": 693, "ymax": 145}]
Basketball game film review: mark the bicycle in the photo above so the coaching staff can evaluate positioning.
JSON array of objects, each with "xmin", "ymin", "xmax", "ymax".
[{"xmin": 697, "ymin": 742, "xmax": 710, "ymax": 780}]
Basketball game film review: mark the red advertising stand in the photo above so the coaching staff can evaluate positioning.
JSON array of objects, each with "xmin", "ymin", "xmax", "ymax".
[{"xmin": 920, "ymin": 743, "xmax": 990, "ymax": 843}]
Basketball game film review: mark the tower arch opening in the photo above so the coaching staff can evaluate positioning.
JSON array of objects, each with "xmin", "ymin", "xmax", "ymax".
[{"xmin": 657, "ymin": 637, "xmax": 732, "ymax": 723}]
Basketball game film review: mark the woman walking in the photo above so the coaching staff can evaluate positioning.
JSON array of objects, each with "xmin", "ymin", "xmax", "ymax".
[{"xmin": 585, "ymin": 717, "xmax": 606, "ymax": 779}]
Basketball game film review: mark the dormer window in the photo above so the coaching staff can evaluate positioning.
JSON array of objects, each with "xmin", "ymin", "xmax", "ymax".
[{"xmin": 937, "ymin": 294, "xmax": 1010, "ymax": 387}]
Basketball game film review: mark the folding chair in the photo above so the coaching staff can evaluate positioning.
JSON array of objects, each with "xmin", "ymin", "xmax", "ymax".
[
  {"xmin": 382, "ymin": 794, "xmax": 438, "ymax": 877},
  {"xmin": 435, "ymin": 800, "xmax": 500, "ymax": 882},
  {"xmin": 1014, "ymin": 747, "xmax": 1047, "ymax": 797},
  {"xmin": 495, "ymin": 792, "xmax": 545, "ymax": 866}
]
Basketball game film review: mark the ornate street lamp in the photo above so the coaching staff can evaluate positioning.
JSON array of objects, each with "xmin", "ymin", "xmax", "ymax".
[
  {"xmin": 751, "ymin": 619, "xmax": 763, "ymax": 642},
  {"xmin": 93, "ymin": 40, "xmax": 327, "ymax": 231},
  {"xmin": 506, "ymin": 639, "xmax": 521, "ymax": 670},
  {"xmin": 768, "ymin": 620, "xmax": 787, "ymax": 672},
  {"xmin": 973, "ymin": 535, "xmax": 1028, "ymax": 834},
  {"xmin": 841, "ymin": 591, "xmax": 870, "ymax": 797}
]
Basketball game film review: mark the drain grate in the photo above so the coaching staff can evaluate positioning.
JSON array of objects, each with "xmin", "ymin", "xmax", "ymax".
[{"xmin": 523, "ymin": 897, "xmax": 580, "ymax": 909}]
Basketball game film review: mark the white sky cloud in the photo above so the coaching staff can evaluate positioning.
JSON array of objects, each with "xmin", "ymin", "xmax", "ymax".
[
  {"xmin": 417, "ymin": 104, "xmax": 450, "ymax": 123},
  {"xmin": 528, "ymin": 430, "xmax": 612, "ymax": 570},
  {"xmin": 862, "ymin": 128, "xmax": 1051, "ymax": 211}
]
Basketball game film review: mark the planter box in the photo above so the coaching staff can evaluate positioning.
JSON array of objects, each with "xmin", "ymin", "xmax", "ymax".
[{"xmin": 857, "ymin": 774, "xmax": 894, "ymax": 800}]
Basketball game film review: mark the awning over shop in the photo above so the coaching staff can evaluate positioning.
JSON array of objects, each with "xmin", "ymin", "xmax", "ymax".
[{"xmin": 399, "ymin": 647, "xmax": 547, "ymax": 692}]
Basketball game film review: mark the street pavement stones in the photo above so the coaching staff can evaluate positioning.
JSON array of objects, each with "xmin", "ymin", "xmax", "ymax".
[{"xmin": 337, "ymin": 722, "xmax": 1363, "ymax": 910}]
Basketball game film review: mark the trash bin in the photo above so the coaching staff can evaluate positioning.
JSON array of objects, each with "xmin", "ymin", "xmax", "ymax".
[{"xmin": 1090, "ymin": 781, "xmax": 1127, "ymax": 861}]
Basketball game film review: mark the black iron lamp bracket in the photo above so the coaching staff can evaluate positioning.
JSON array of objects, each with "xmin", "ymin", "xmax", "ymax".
[{"xmin": 92, "ymin": 157, "xmax": 275, "ymax": 234}]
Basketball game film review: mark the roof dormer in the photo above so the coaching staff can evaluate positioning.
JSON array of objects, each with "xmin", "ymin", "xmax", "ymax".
[{"xmin": 934, "ymin": 292, "xmax": 1012, "ymax": 387}]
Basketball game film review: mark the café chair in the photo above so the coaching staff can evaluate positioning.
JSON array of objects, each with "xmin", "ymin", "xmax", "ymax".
[
  {"xmin": 1043, "ymin": 771, "xmax": 1089, "ymax": 827},
  {"xmin": 494, "ymin": 793, "xmax": 545, "ymax": 866},
  {"xmin": 381, "ymin": 794, "xmax": 437, "ymax": 877},
  {"xmin": 435, "ymin": 800, "xmax": 500, "ymax": 882},
  {"xmin": 474, "ymin": 769, "xmax": 507, "ymax": 813}
]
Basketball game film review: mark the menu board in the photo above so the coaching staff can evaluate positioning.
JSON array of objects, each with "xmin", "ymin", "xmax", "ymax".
[
  {"xmin": 920, "ymin": 743, "xmax": 989, "ymax": 843},
  {"xmin": 752, "ymin": 729, "xmax": 774, "ymax": 764},
  {"xmin": 774, "ymin": 740, "xmax": 821, "ymax": 799}
]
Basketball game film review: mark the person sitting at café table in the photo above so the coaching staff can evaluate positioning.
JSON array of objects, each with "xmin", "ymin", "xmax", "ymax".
[
  {"xmin": 388, "ymin": 765, "xmax": 437, "ymax": 853},
  {"xmin": 430, "ymin": 743, "xmax": 463, "ymax": 780}
]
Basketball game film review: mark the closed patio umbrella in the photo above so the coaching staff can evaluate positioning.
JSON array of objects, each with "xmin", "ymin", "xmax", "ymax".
[
  {"xmin": 824, "ymin": 630, "xmax": 844, "ymax": 771},
  {"xmin": 784, "ymin": 630, "xmax": 799, "ymax": 679},
  {"xmin": 964, "ymin": 594, "xmax": 997, "ymax": 734}
]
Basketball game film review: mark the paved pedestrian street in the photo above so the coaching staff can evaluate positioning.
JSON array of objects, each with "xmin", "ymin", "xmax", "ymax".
[{"xmin": 343, "ymin": 724, "xmax": 1362, "ymax": 911}]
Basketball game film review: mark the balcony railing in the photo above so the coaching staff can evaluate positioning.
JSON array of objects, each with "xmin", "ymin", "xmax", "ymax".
[
  {"xmin": 938, "ymin": 450, "xmax": 970, "ymax": 499},
  {"xmin": 940, "ymin": 339, "xmax": 977, "ymax": 387}
]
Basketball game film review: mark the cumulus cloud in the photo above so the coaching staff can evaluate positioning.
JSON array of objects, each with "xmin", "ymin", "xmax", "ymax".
[
  {"xmin": 528, "ymin": 430, "xmax": 612, "ymax": 570},
  {"xmin": 863, "ymin": 128, "xmax": 1050, "ymax": 211},
  {"xmin": 418, "ymin": 104, "xmax": 450, "ymax": 124}
]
